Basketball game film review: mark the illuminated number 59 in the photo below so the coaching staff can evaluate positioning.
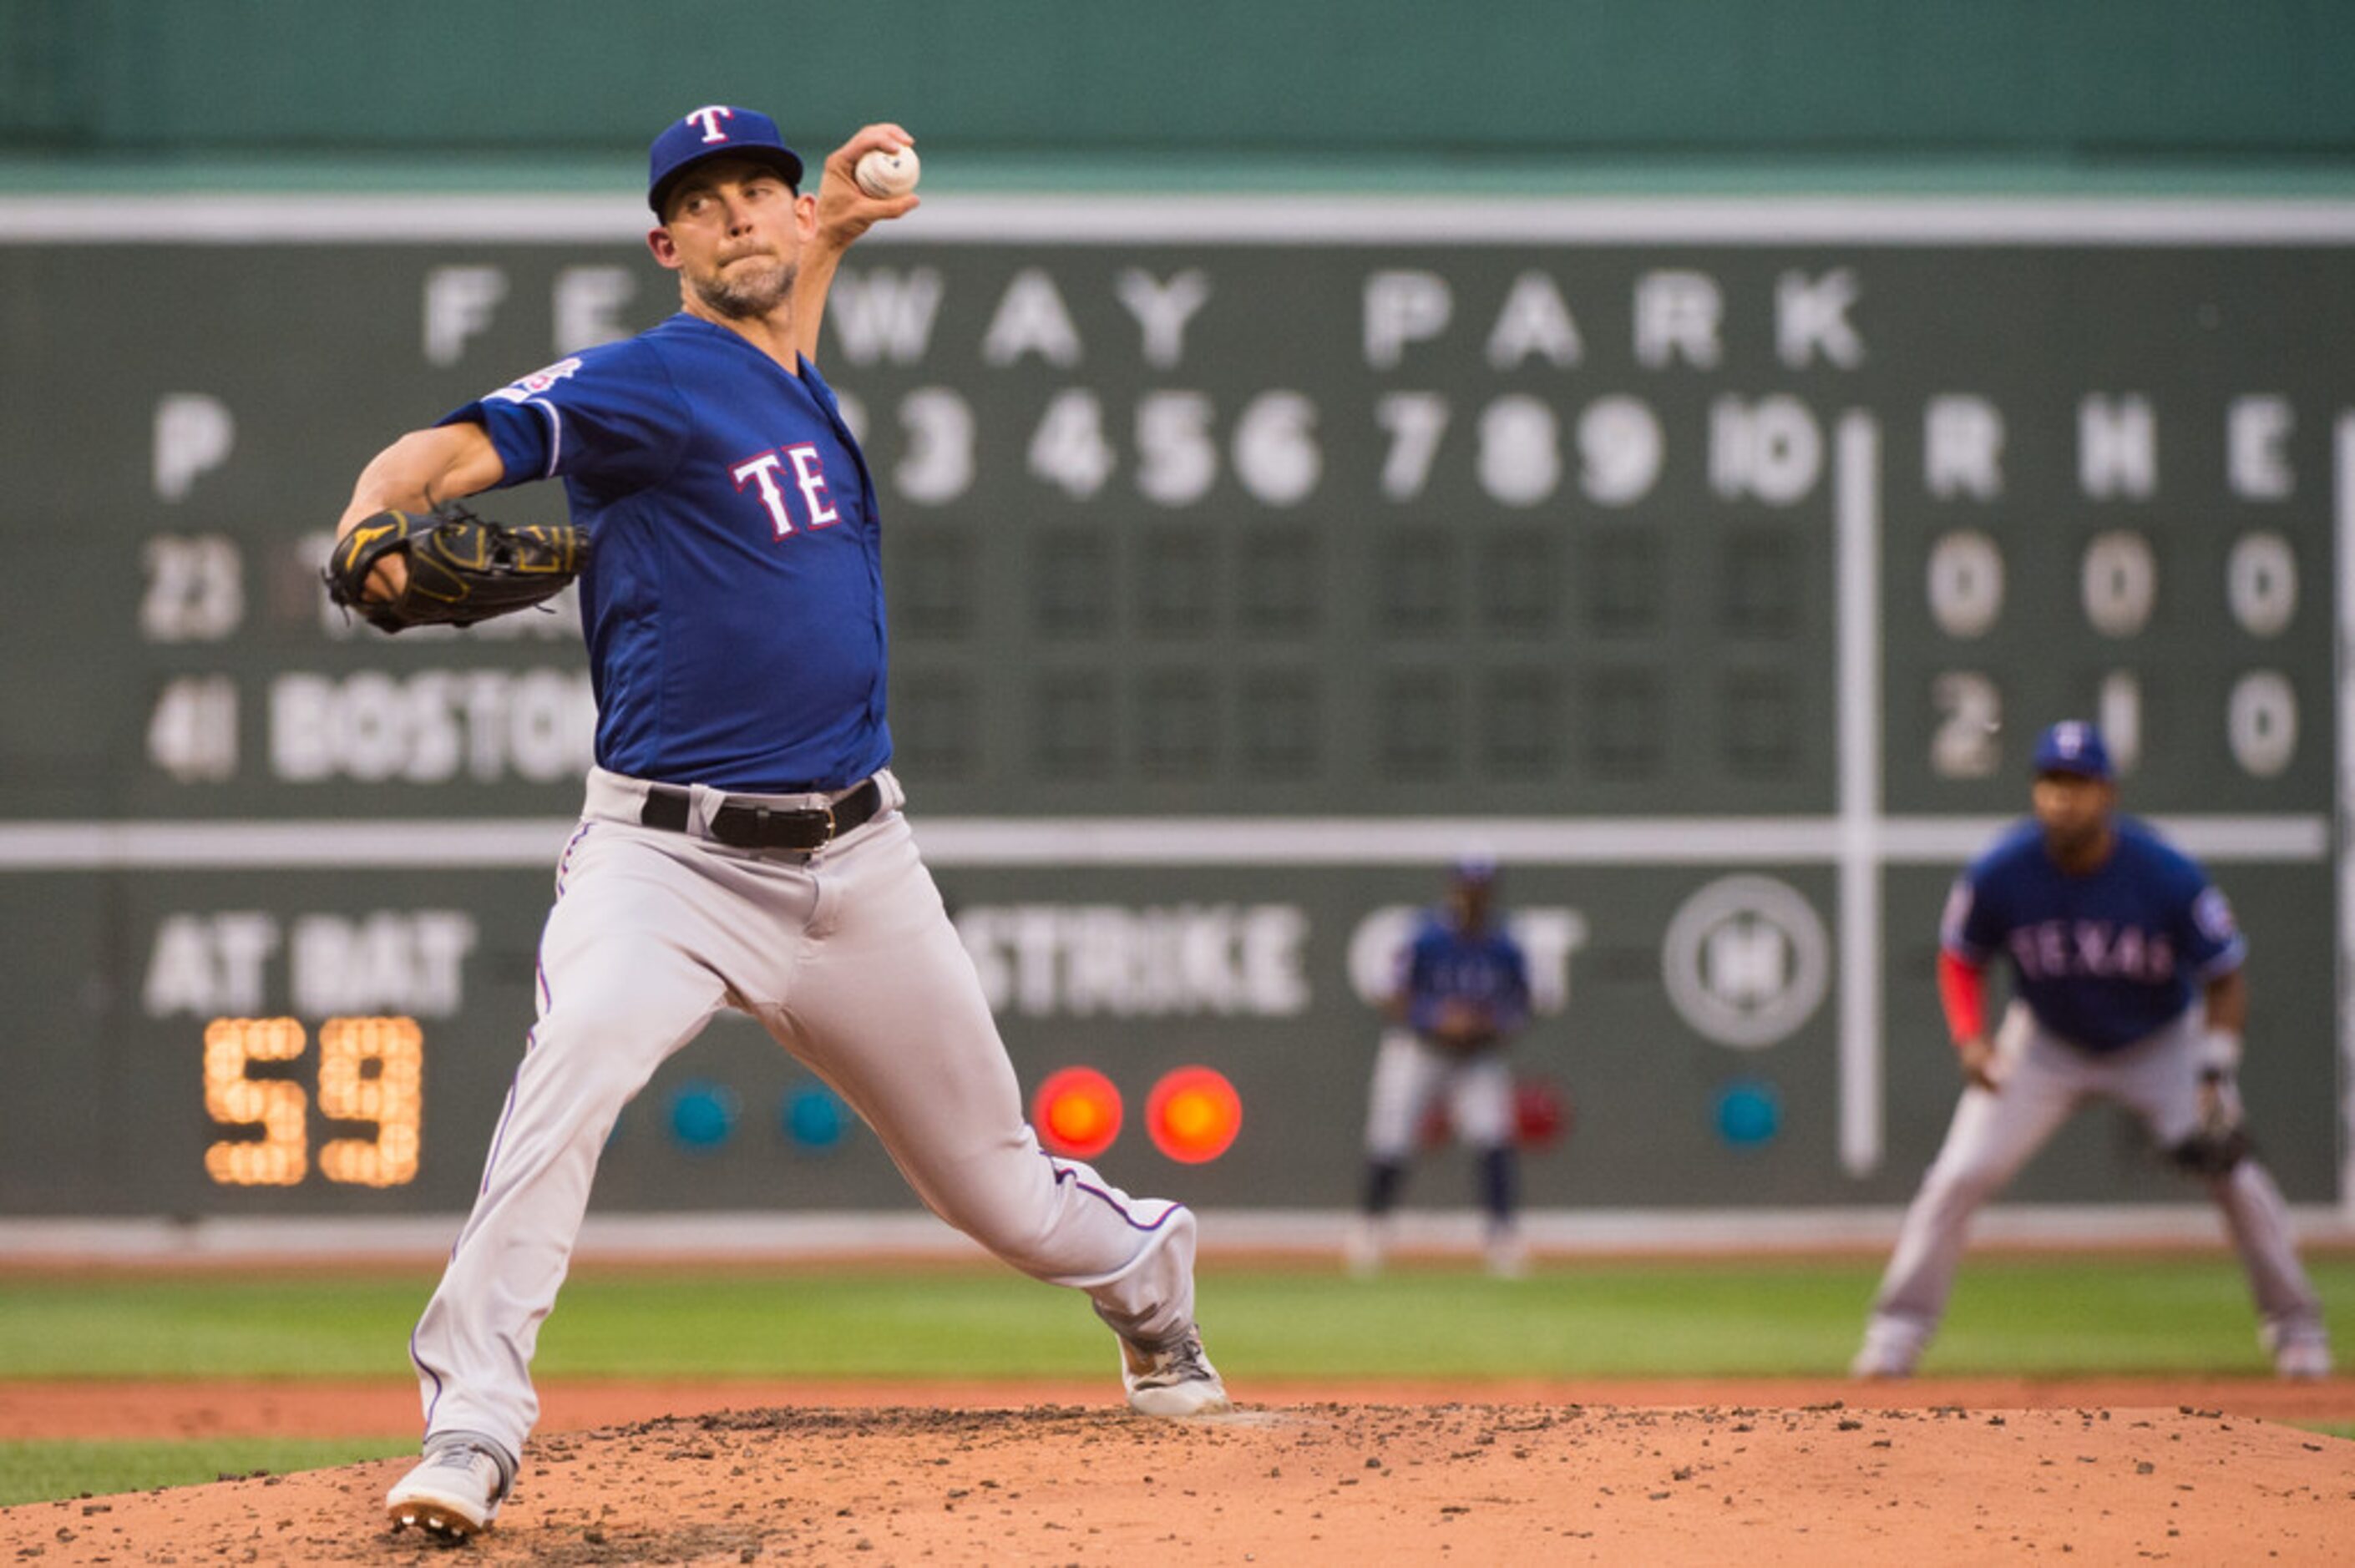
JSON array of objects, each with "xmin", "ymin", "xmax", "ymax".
[{"xmin": 203, "ymin": 1016, "xmax": 423, "ymax": 1188}]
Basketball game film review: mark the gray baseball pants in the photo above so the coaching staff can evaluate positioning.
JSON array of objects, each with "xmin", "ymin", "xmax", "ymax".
[
  {"xmin": 408, "ymin": 766, "xmax": 1200, "ymax": 1460},
  {"xmin": 1362, "ymin": 1029, "xmax": 1514, "ymax": 1158},
  {"xmin": 1859, "ymin": 999, "xmax": 2327, "ymax": 1372}
]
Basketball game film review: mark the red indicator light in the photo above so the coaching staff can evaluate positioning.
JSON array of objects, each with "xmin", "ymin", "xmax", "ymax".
[
  {"xmin": 1514, "ymin": 1075, "xmax": 1573, "ymax": 1151},
  {"xmin": 1147, "ymin": 1066, "xmax": 1242, "ymax": 1164},
  {"xmin": 1034, "ymin": 1065, "xmax": 1124, "ymax": 1159}
]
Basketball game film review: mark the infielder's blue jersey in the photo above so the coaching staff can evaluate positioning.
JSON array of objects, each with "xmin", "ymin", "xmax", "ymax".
[
  {"xmin": 1940, "ymin": 817, "xmax": 2245, "ymax": 1052},
  {"xmin": 443, "ymin": 314, "xmax": 888, "ymax": 792},
  {"xmin": 1396, "ymin": 914, "xmax": 1532, "ymax": 1039}
]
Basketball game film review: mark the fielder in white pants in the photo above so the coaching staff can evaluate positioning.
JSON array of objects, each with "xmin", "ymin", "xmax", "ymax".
[
  {"xmin": 1347, "ymin": 857, "xmax": 1532, "ymax": 1278},
  {"xmin": 1856, "ymin": 999, "xmax": 2329, "ymax": 1377},
  {"xmin": 1350, "ymin": 1026, "xmax": 1522, "ymax": 1277},
  {"xmin": 1856, "ymin": 721, "xmax": 2331, "ymax": 1379}
]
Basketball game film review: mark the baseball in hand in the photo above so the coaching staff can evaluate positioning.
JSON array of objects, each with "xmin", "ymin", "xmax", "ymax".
[{"xmin": 854, "ymin": 144, "xmax": 920, "ymax": 199}]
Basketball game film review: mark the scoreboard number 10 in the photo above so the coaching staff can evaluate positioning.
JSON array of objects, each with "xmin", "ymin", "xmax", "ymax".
[{"xmin": 202, "ymin": 1016, "xmax": 423, "ymax": 1188}]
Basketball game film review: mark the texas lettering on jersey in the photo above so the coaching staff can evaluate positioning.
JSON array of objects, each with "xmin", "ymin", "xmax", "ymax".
[
  {"xmin": 2005, "ymin": 919, "xmax": 2175, "ymax": 984},
  {"xmin": 1942, "ymin": 817, "xmax": 2242, "ymax": 1052},
  {"xmin": 1398, "ymin": 916, "xmax": 1532, "ymax": 1039},
  {"xmin": 487, "ymin": 358, "xmax": 585, "ymax": 402}
]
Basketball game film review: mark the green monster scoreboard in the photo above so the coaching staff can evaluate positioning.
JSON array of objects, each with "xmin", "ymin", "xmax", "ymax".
[{"xmin": 1, "ymin": 195, "xmax": 2347, "ymax": 1224}]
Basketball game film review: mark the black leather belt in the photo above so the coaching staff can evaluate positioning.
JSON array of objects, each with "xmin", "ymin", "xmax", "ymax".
[{"xmin": 640, "ymin": 777, "xmax": 883, "ymax": 851}]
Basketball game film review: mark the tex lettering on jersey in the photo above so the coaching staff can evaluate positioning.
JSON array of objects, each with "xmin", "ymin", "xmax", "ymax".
[
  {"xmin": 437, "ymin": 314, "xmax": 890, "ymax": 793},
  {"xmin": 1397, "ymin": 913, "xmax": 1533, "ymax": 1037},
  {"xmin": 1940, "ymin": 817, "xmax": 2243, "ymax": 1053},
  {"xmin": 730, "ymin": 443, "xmax": 841, "ymax": 537}
]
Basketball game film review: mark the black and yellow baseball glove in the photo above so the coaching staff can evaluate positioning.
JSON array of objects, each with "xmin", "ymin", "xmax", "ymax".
[{"xmin": 324, "ymin": 505, "xmax": 588, "ymax": 634}]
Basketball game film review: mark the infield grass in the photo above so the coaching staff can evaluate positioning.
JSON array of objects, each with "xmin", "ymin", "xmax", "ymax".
[
  {"xmin": 0, "ymin": 1439, "xmax": 409, "ymax": 1508},
  {"xmin": 3, "ymin": 1254, "xmax": 2351, "ymax": 1506},
  {"xmin": 2, "ymin": 1253, "xmax": 2349, "ymax": 1381}
]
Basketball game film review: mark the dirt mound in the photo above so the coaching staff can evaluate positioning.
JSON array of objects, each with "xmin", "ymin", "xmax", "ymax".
[
  {"xmin": 10, "ymin": 1396, "xmax": 2352, "ymax": 1565},
  {"xmin": 8, "ymin": 1373, "xmax": 2354, "ymax": 1439}
]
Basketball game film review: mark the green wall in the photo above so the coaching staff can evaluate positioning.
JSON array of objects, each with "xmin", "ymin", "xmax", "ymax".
[
  {"xmin": 3, "ymin": 208, "xmax": 2343, "ymax": 1213},
  {"xmin": 6, "ymin": 0, "xmax": 2354, "ymax": 175}
]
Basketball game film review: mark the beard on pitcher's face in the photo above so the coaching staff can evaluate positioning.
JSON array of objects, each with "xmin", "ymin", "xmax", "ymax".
[{"xmin": 689, "ymin": 254, "xmax": 798, "ymax": 319}]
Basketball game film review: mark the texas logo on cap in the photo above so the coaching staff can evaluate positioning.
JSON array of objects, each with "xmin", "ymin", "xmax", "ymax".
[
  {"xmin": 2031, "ymin": 720, "xmax": 2114, "ymax": 781},
  {"xmin": 648, "ymin": 104, "xmax": 804, "ymax": 215}
]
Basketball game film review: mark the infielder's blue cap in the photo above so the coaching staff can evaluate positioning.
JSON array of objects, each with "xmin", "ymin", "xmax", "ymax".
[
  {"xmin": 649, "ymin": 105, "xmax": 804, "ymax": 215},
  {"xmin": 2032, "ymin": 720, "xmax": 2113, "ymax": 781},
  {"xmin": 1451, "ymin": 852, "xmax": 1499, "ymax": 884}
]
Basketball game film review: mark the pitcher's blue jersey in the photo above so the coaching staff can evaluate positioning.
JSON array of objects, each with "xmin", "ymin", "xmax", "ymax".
[
  {"xmin": 1395, "ymin": 914, "xmax": 1532, "ymax": 1039},
  {"xmin": 443, "ymin": 313, "xmax": 888, "ymax": 792},
  {"xmin": 1940, "ymin": 817, "xmax": 2245, "ymax": 1052}
]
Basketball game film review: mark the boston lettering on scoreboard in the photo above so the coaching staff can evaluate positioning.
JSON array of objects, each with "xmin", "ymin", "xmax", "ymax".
[{"xmin": 0, "ymin": 197, "xmax": 2343, "ymax": 1218}]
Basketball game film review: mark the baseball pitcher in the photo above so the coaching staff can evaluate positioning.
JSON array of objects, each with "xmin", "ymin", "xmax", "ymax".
[
  {"xmin": 1854, "ymin": 721, "xmax": 2332, "ymax": 1379},
  {"xmin": 339, "ymin": 108, "xmax": 1228, "ymax": 1542}
]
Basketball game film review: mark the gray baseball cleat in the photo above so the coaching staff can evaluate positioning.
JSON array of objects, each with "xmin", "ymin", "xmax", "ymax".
[
  {"xmin": 386, "ymin": 1431, "xmax": 516, "ymax": 1539},
  {"xmin": 1484, "ymin": 1227, "xmax": 1530, "ymax": 1281},
  {"xmin": 1849, "ymin": 1316, "xmax": 1922, "ymax": 1380},
  {"xmin": 2261, "ymin": 1321, "xmax": 2334, "ymax": 1381},
  {"xmin": 1848, "ymin": 1338, "xmax": 1917, "ymax": 1380},
  {"xmin": 2273, "ymin": 1338, "xmax": 2333, "ymax": 1380},
  {"xmin": 1121, "ymin": 1324, "xmax": 1232, "ymax": 1417}
]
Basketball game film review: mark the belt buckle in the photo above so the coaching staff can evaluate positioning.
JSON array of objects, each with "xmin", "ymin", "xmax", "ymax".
[{"xmin": 752, "ymin": 801, "xmax": 833, "ymax": 848}]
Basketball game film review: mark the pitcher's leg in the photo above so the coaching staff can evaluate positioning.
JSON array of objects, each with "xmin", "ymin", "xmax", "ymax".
[
  {"xmin": 773, "ymin": 824, "xmax": 1197, "ymax": 1348},
  {"xmin": 409, "ymin": 832, "xmax": 728, "ymax": 1458}
]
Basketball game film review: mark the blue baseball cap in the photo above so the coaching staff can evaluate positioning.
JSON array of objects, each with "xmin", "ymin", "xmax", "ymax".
[
  {"xmin": 2032, "ymin": 720, "xmax": 2113, "ymax": 781},
  {"xmin": 1451, "ymin": 852, "xmax": 1499, "ymax": 885},
  {"xmin": 648, "ymin": 105, "xmax": 803, "ymax": 215}
]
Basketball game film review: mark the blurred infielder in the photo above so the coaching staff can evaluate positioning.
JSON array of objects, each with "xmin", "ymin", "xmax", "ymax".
[
  {"xmin": 1854, "ymin": 721, "xmax": 2332, "ymax": 1379},
  {"xmin": 1346, "ymin": 856, "xmax": 1534, "ymax": 1279},
  {"xmin": 340, "ymin": 107, "xmax": 1227, "ymax": 1542}
]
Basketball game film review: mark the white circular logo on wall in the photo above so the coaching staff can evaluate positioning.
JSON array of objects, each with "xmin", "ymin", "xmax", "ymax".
[{"xmin": 1660, "ymin": 876, "xmax": 1829, "ymax": 1049}]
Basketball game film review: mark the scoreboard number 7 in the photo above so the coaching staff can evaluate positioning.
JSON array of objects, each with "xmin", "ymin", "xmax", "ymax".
[{"xmin": 202, "ymin": 1016, "xmax": 423, "ymax": 1187}]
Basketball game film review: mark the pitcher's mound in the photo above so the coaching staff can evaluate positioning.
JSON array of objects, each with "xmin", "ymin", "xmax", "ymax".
[{"xmin": 14, "ymin": 1399, "xmax": 2354, "ymax": 1564}]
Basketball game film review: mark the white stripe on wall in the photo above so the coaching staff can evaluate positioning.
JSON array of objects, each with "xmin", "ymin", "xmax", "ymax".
[
  {"xmin": 0, "ymin": 813, "xmax": 2326, "ymax": 871},
  {"xmin": 2337, "ymin": 412, "xmax": 2355, "ymax": 1216},
  {"xmin": 11, "ymin": 194, "xmax": 2355, "ymax": 246},
  {"xmin": 1, "ymin": 1204, "xmax": 2347, "ymax": 1262},
  {"xmin": 1835, "ymin": 413, "xmax": 1885, "ymax": 1177}
]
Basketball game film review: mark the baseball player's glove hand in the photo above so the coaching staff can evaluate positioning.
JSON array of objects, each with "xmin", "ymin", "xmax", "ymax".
[
  {"xmin": 1426, "ymin": 999, "xmax": 1499, "ymax": 1055},
  {"xmin": 2169, "ymin": 1069, "xmax": 2251, "ymax": 1178},
  {"xmin": 324, "ymin": 506, "xmax": 587, "ymax": 634}
]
